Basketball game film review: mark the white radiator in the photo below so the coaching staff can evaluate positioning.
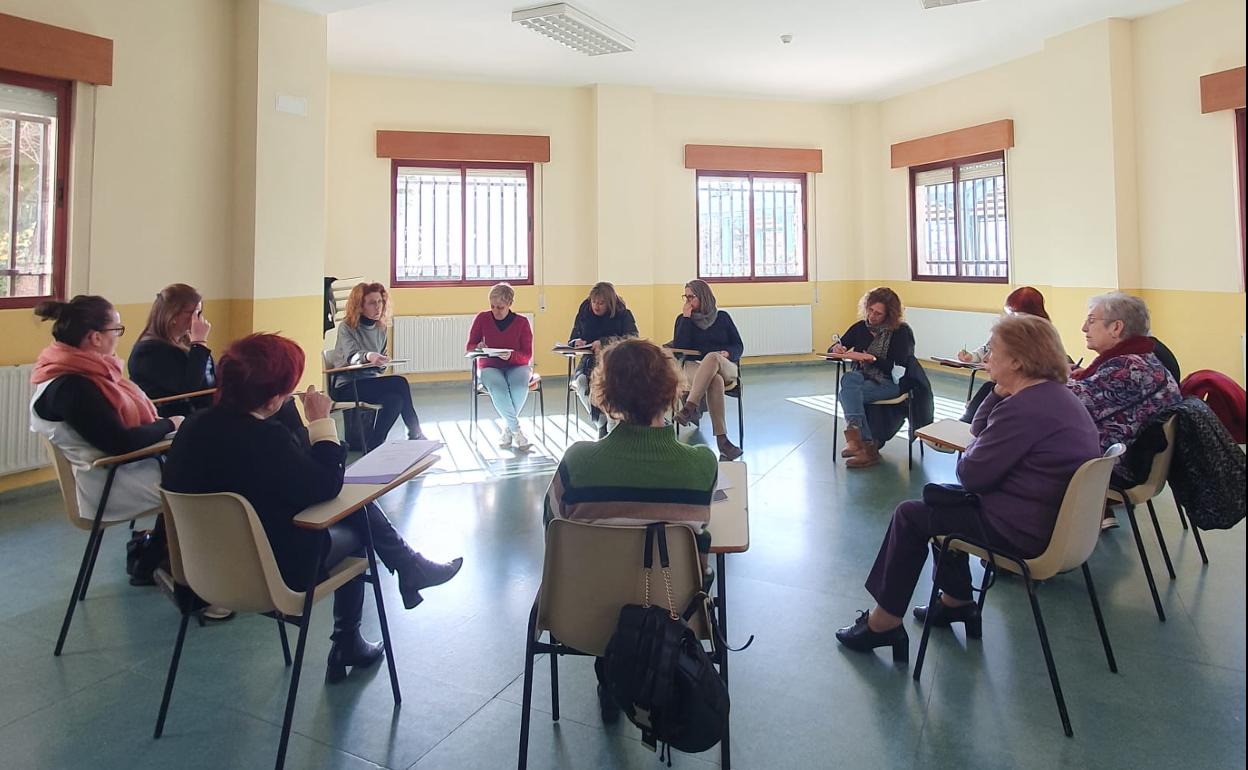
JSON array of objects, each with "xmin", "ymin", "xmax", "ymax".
[
  {"xmin": 904, "ymin": 307, "xmax": 1002, "ymax": 361},
  {"xmin": 1, "ymin": 364, "xmax": 46, "ymax": 476},
  {"xmin": 393, "ymin": 313, "xmax": 535, "ymax": 374},
  {"xmin": 724, "ymin": 305, "xmax": 813, "ymax": 357}
]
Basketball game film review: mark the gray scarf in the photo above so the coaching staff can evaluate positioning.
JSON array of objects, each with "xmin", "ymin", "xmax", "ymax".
[
  {"xmin": 861, "ymin": 324, "xmax": 894, "ymax": 383},
  {"xmin": 686, "ymin": 280, "xmax": 719, "ymax": 330}
]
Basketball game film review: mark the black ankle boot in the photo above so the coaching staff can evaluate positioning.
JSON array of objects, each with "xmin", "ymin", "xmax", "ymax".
[
  {"xmin": 835, "ymin": 610, "xmax": 909, "ymax": 663},
  {"xmin": 397, "ymin": 554, "xmax": 464, "ymax": 610},
  {"xmin": 912, "ymin": 595, "xmax": 983, "ymax": 638},
  {"xmin": 326, "ymin": 629, "xmax": 384, "ymax": 683}
]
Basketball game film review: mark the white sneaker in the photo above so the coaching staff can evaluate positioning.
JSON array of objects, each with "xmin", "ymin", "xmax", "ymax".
[
  {"xmin": 497, "ymin": 428, "xmax": 514, "ymax": 448},
  {"xmin": 514, "ymin": 429, "xmax": 531, "ymax": 450}
]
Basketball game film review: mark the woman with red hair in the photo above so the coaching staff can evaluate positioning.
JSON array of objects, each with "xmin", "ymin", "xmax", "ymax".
[
  {"xmin": 164, "ymin": 333, "xmax": 462, "ymax": 681},
  {"xmin": 958, "ymin": 287, "xmax": 1054, "ymax": 422}
]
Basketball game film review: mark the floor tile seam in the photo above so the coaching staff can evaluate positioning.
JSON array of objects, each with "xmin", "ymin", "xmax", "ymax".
[
  {"xmin": 0, "ymin": 666, "xmax": 131, "ymax": 732},
  {"xmin": 404, "ymin": 665, "xmax": 530, "ymax": 769}
]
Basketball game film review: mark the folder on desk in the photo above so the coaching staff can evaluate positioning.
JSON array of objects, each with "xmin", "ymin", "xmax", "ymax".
[{"xmin": 345, "ymin": 440, "xmax": 441, "ymax": 484}]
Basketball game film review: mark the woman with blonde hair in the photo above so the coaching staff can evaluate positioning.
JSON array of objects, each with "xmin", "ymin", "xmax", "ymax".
[
  {"xmin": 828, "ymin": 287, "xmax": 914, "ymax": 468},
  {"xmin": 567, "ymin": 282, "xmax": 639, "ymax": 432},
  {"xmin": 128, "ymin": 284, "xmax": 216, "ymax": 416},
  {"xmin": 466, "ymin": 282, "xmax": 535, "ymax": 449},
  {"xmin": 331, "ymin": 282, "xmax": 426, "ymax": 447}
]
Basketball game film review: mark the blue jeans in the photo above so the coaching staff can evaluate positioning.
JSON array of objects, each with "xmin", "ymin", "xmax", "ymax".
[
  {"xmin": 839, "ymin": 370, "xmax": 900, "ymax": 441},
  {"xmin": 480, "ymin": 365, "xmax": 531, "ymax": 431}
]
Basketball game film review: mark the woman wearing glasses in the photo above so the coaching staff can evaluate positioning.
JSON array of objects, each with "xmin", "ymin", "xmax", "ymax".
[
  {"xmin": 671, "ymin": 279, "xmax": 744, "ymax": 460},
  {"xmin": 30, "ymin": 296, "xmax": 179, "ymax": 566}
]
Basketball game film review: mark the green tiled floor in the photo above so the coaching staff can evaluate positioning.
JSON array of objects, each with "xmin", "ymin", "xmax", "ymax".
[{"xmin": 0, "ymin": 364, "xmax": 1243, "ymax": 769}]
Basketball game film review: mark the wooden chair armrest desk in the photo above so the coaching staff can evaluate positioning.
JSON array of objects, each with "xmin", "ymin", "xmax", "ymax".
[
  {"xmin": 92, "ymin": 439, "xmax": 174, "ymax": 468},
  {"xmin": 322, "ymin": 359, "xmax": 409, "ymax": 376},
  {"xmin": 706, "ymin": 459, "xmax": 750, "ymax": 719},
  {"xmin": 150, "ymin": 388, "xmax": 217, "ymax": 406},
  {"xmin": 931, "ymin": 356, "xmax": 987, "ymax": 402},
  {"xmin": 915, "ymin": 418, "xmax": 975, "ymax": 453},
  {"xmin": 293, "ymin": 453, "xmax": 440, "ymax": 530}
]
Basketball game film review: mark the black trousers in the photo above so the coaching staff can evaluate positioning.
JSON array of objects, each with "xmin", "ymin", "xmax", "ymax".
[
  {"xmin": 321, "ymin": 502, "xmax": 415, "ymax": 640},
  {"xmin": 334, "ymin": 375, "xmax": 421, "ymax": 447}
]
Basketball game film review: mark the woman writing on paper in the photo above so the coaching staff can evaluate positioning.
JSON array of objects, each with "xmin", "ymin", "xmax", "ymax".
[
  {"xmin": 331, "ymin": 282, "xmax": 426, "ymax": 447},
  {"xmin": 567, "ymin": 282, "xmax": 639, "ymax": 432},
  {"xmin": 466, "ymin": 282, "xmax": 535, "ymax": 449},
  {"xmin": 163, "ymin": 333, "xmax": 462, "ymax": 681},
  {"xmin": 671, "ymin": 279, "xmax": 744, "ymax": 461},
  {"xmin": 956, "ymin": 286, "xmax": 1052, "ymax": 422}
]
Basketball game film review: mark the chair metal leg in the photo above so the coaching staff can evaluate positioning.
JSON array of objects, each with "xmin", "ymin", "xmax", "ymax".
[
  {"xmin": 351, "ymin": 381, "xmax": 370, "ymax": 452},
  {"xmin": 1174, "ymin": 492, "xmax": 1189, "ymax": 530},
  {"xmin": 1145, "ymin": 499, "xmax": 1176, "ymax": 580},
  {"xmin": 736, "ymin": 389, "xmax": 744, "ymax": 449},
  {"xmin": 275, "ymin": 550, "xmax": 323, "ymax": 770},
  {"xmin": 548, "ymin": 633, "xmax": 560, "ymax": 721},
  {"xmin": 1023, "ymin": 574, "xmax": 1072, "ymax": 737},
  {"xmin": 55, "ymin": 468, "xmax": 116, "ymax": 656},
  {"xmin": 277, "ymin": 618, "xmax": 292, "ymax": 666},
  {"xmin": 832, "ymin": 362, "xmax": 842, "ymax": 457},
  {"xmin": 153, "ymin": 611, "xmax": 192, "ymax": 738},
  {"xmin": 913, "ymin": 541, "xmax": 948, "ymax": 680},
  {"xmin": 537, "ymin": 386, "xmax": 546, "ymax": 444},
  {"xmin": 565, "ymin": 357, "xmax": 574, "ymax": 443},
  {"xmin": 77, "ymin": 527, "xmax": 105, "ymax": 602},
  {"xmin": 975, "ymin": 562, "xmax": 993, "ymax": 614},
  {"xmin": 1081, "ymin": 563, "xmax": 1117, "ymax": 673},
  {"xmin": 716, "ymin": 551, "xmax": 732, "ymax": 770},
  {"xmin": 517, "ymin": 604, "xmax": 539, "ymax": 770},
  {"xmin": 1190, "ymin": 521, "xmax": 1209, "ymax": 565},
  {"xmin": 1123, "ymin": 501, "xmax": 1166, "ymax": 621},
  {"xmin": 362, "ymin": 511, "xmax": 401, "ymax": 705}
]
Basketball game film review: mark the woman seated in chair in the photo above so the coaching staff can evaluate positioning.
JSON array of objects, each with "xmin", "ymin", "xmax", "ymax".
[
  {"xmin": 671, "ymin": 279, "xmax": 744, "ymax": 461},
  {"xmin": 835, "ymin": 314, "xmax": 1100, "ymax": 660},
  {"xmin": 162, "ymin": 333, "xmax": 462, "ymax": 681},
  {"xmin": 567, "ymin": 282, "xmax": 638, "ymax": 433},
  {"xmin": 957, "ymin": 286, "xmax": 1051, "ymax": 422},
  {"xmin": 330, "ymin": 282, "xmax": 426, "ymax": 447},
  {"xmin": 127, "ymin": 283, "xmax": 216, "ymax": 417},
  {"xmin": 544, "ymin": 338, "xmax": 717, "ymax": 721},
  {"xmin": 828, "ymin": 287, "xmax": 914, "ymax": 469},
  {"xmin": 466, "ymin": 282, "xmax": 535, "ymax": 450}
]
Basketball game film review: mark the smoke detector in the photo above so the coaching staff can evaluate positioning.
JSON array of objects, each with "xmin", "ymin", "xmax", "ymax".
[
  {"xmin": 512, "ymin": 3, "xmax": 634, "ymax": 56},
  {"xmin": 921, "ymin": 0, "xmax": 983, "ymax": 8}
]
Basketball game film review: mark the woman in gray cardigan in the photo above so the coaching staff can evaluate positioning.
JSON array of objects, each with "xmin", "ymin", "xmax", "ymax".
[{"xmin": 331, "ymin": 283, "xmax": 425, "ymax": 447}]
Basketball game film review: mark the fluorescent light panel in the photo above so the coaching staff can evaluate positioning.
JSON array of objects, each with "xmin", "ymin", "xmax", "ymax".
[{"xmin": 512, "ymin": 3, "xmax": 634, "ymax": 56}]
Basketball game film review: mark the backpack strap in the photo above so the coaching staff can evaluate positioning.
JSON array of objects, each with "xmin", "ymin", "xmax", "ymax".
[{"xmin": 683, "ymin": 591, "xmax": 755, "ymax": 653}]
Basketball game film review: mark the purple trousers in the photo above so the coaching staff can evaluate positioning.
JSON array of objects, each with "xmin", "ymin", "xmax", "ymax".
[{"xmin": 865, "ymin": 499, "xmax": 1031, "ymax": 618}]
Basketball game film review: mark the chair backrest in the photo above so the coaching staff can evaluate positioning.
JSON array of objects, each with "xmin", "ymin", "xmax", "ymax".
[
  {"xmin": 158, "ymin": 486, "xmax": 302, "ymax": 616},
  {"xmin": 1028, "ymin": 444, "xmax": 1126, "ymax": 579},
  {"xmin": 40, "ymin": 436, "xmax": 86, "ymax": 530},
  {"xmin": 535, "ymin": 519, "xmax": 710, "ymax": 657},
  {"xmin": 1125, "ymin": 417, "xmax": 1177, "ymax": 504}
]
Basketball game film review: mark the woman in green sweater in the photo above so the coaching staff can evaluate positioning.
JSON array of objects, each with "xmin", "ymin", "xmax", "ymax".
[{"xmin": 543, "ymin": 337, "xmax": 718, "ymax": 722}]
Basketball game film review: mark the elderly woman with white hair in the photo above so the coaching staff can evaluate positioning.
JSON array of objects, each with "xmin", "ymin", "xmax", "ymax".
[
  {"xmin": 466, "ymin": 282, "xmax": 535, "ymax": 449},
  {"xmin": 1069, "ymin": 291, "xmax": 1180, "ymax": 453}
]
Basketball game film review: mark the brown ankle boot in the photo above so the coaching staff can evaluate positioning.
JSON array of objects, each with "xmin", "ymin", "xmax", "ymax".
[
  {"xmin": 842, "ymin": 427, "xmax": 864, "ymax": 458},
  {"xmin": 846, "ymin": 440, "xmax": 881, "ymax": 468}
]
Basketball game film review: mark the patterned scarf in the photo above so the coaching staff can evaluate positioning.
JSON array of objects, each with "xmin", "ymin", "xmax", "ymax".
[
  {"xmin": 31, "ymin": 342, "xmax": 159, "ymax": 428},
  {"xmin": 861, "ymin": 325, "xmax": 894, "ymax": 383}
]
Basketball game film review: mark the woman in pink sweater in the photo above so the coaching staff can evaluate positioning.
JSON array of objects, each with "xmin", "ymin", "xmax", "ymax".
[{"xmin": 466, "ymin": 283, "xmax": 535, "ymax": 449}]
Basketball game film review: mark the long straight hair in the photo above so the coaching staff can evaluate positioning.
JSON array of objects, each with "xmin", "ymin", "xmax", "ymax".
[
  {"xmin": 139, "ymin": 284, "xmax": 202, "ymax": 349},
  {"xmin": 588, "ymin": 281, "xmax": 625, "ymax": 318}
]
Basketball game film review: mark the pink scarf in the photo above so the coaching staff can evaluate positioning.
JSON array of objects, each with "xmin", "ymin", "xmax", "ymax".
[{"xmin": 31, "ymin": 342, "xmax": 159, "ymax": 428}]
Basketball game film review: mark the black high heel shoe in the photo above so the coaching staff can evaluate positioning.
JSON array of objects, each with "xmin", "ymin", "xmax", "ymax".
[
  {"xmin": 912, "ymin": 595, "xmax": 983, "ymax": 639},
  {"xmin": 836, "ymin": 610, "xmax": 909, "ymax": 663},
  {"xmin": 397, "ymin": 555, "xmax": 464, "ymax": 610},
  {"xmin": 326, "ymin": 630, "xmax": 384, "ymax": 683}
]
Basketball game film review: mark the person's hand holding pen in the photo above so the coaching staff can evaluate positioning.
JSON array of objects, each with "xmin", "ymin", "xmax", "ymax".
[
  {"xmin": 365, "ymin": 352, "xmax": 390, "ymax": 366},
  {"xmin": 1069, "ymin": 357, "xmax": 1085, "ymax": 376},
  {"xmin": 828, "ymin": 333, "xmax": 847, "ymax": 356},
  {"xmin": 294, "ymin": 385, "xmax": 333, "ymax": 422}
]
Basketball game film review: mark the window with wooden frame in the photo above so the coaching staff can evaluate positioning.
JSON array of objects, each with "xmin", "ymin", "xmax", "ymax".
[
  {"xmin": 910, "ymin": 151, "xmax": 1009, "ymax": 283},
  {"xmin": 696, "ymin": 171, "xmax": 806, "ymax": 282},
  {"xmin": 390, "ymin": 160, "xmax": 533, "ymax": 286},
  {"xmin": 0, "ymin": 69, "xmax": 70, "ymax": 308}
]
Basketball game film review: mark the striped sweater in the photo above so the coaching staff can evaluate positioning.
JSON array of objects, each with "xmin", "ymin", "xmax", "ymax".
[{"xmin": 543, "ymin": 424, "xmax": 718, "ymax": 536}]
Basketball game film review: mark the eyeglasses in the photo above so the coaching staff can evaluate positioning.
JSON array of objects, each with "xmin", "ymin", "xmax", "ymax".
[
  {"xmin": 681, "ymin": 294, "xmax": 697, "ymax": 301},
  {"xmin": 98, "ymin": 325, "xmax": 126, "ymax": 336},
  {"xmin": 1085, "ymin": 315, "xmax": 1105, "ymax": 326}
]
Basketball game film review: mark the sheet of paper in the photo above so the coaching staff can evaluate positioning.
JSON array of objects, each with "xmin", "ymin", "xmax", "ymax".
[
  {"xmin": 345, "ymin": 440, "xmax": 442, "ymax": 484},
  {"xmin": 481, "ymin": 347, "xmax": 514, "ymax": 357},
  {"xmin": 715, "ymin": 474, "xmax": 734, "ymax": 492}
]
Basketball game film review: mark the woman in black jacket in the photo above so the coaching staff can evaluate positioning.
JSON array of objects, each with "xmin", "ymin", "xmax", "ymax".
[
  {"xmin": 828, "ymin": 287, "xmax": 915, "ymax": 469},
  {"xmin": 128, "ymin": 284, "xmax": 216, "ymax": 417},
  {"xmin": 162, "ymin": 333, "xmax": 463, "ymax": 681},
  {"xmin": 671, "ymin": 279, "xmax": 744, "ymax": 460},
  {"xmin": 567, "ymin": 282, "xmax": 638, "ymax": 430}
]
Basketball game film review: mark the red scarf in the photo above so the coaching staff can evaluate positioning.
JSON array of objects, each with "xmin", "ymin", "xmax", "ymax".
[
  {"xmin": 31, "ymin": 342, "xmax": 159, "ymax": 428},
  {"xmin": 1071, "ymin": 335, "xmax": 1155, "ymax": 381}
]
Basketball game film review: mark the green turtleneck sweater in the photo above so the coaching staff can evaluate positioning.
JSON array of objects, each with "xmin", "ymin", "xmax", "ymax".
[{"xmin": 543, "ymin": 423, "xmax": 718, "ymax": 536}]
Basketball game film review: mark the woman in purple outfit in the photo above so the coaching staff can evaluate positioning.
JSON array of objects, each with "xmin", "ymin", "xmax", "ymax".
[{"xmin": 836, "ymin": 313, "xmax": 1101, "ymax": 662}]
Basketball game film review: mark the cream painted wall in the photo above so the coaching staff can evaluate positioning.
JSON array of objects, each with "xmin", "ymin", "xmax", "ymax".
[
  {"xmin": 593, "ymin": 85, "xmax": 654, "ymax": 286},
  {"xmin": 1133, "ymin": 0, "xmax": 1246, "ymax": 292}
]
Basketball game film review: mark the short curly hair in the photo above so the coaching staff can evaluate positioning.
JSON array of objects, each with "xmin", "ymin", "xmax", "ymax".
[
  {"xmin": 859, "ymin": 286, "xmax": 903, "ymax": 329},
  {"xmin": 590, "ymin": 339, "xmax": 682, "ymax": 425}
]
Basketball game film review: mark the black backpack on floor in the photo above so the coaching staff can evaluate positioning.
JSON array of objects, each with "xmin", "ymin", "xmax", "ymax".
[{"xmin": 599, "ymin": 523, "xmax": 732, "ymax": 764}]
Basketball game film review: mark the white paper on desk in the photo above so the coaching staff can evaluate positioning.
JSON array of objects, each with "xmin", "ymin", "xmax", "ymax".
[
  {"xmin": 715, "ymin": 475, "xmax": 734, "ymax": 492},
  {"xmin": 344, "ymin": 440, "xmax": 441, "ymax": 484},
  {"xmin": 481, "ymin": 347, "xmax": 514, "ymax": 357}
]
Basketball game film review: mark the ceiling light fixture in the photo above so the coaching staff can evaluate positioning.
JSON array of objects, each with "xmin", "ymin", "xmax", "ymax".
[{"xmin": 512, "ymin": 3, "xmax": 634, "ymax": 56}]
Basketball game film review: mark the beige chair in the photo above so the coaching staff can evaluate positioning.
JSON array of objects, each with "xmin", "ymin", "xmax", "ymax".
[
  {"xmin": 831, "ymin": 388, "xmax": 924, "ymax": 468},
  {"xmin": 1106, "ymin": 417, "xmax": 1195, "ymax": 622},
  {"xmin": 469, "ymin": 365, "xmax": 546, "ymax": 443},
  {"xmin": 153, "ymin": 487, "xmax": 400, "ymax": 770},
  {"xmin": 913, "ymin": 444, "xmax": 1126, "ymax": 739},
  {"xmin": 43, "ymin": 437, "xmax": 163, "ymax": 656},
  {"xmin": 517, "ymin": 520, "xmax": 723, "ymax": 770}
]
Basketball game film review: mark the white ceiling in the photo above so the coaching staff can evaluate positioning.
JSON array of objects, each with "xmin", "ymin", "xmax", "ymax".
[{"xmin": 279, "ymin": 0, "xmax": 1188, "ymax": 102}]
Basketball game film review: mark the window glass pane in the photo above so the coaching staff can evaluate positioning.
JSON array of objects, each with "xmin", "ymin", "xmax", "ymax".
[
  {"xmin": 1, "ymin": 79, "xmax": 60, "ymax": 300},
  {"xmin": 698, "ymin": 176, "xmax": 750, "ymax": 278},
  {"xmin": 752, "ymin": 177, "xmax": 803, "ymax": 277},
  {"xmin": 957, "ymin": 160, "xmax": 1008, "ymax": 279},
  {"xmin": 914, "ymin": 175, "xmax": 957, "ymax": 277},
  {"xmin": 465, "ymin": 169, "xmax": 529, "ymax": 281},
  {"xmin": 394, "ymin": 167, "xmax": 462, "ymax": 282}
]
